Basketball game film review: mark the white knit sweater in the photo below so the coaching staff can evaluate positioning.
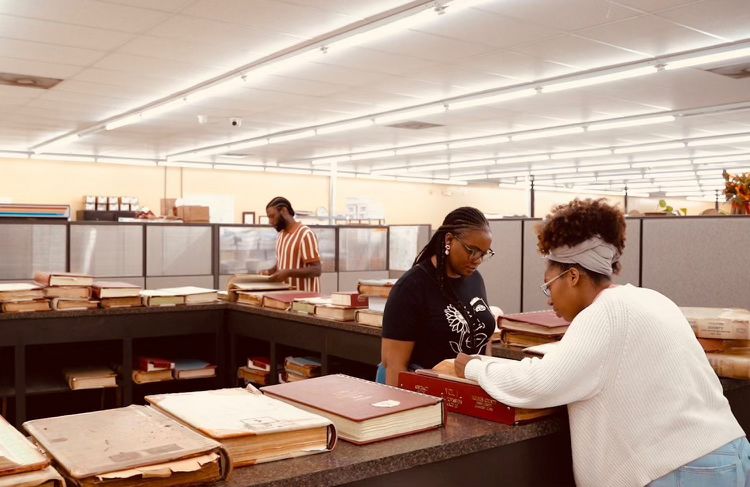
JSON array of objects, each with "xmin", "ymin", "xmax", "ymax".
[{"xmin": 465, "ymin": 284, "xmax": 745, "ymax": 487}]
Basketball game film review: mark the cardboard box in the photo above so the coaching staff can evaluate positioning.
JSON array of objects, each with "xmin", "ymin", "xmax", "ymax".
[
  {"xmin": 160, "ymin": 198, "xmax": 177, "ymax": 216},
  {"xmin": 176, "ymin": 205, "xmax": 210, "ymax": 223}
]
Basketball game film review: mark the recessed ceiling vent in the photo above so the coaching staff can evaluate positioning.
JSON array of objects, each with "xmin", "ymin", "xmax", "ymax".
[
  {"xmin": 0, "ymin": 72, "xmax": 62, "ymax": 89},
  {"xmin": 705, "ymin": 61, "xmax": 750, "ymax": 79},
  {"xmin": 386, "ymin": 121, "xmax": 443, "ymax": 129}
]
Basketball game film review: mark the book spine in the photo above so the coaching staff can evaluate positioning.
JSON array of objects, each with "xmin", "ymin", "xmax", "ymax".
[
  {"xmin": 33, "ymin": 272, "xmax": 51, "ymax": 286},
  {"xmin": 689, "ymin": 318, "xmax": 750, "ymax": 340},
  {"xmin": 398, "ymin": 372, "xmax": 516, "ymax": 425},
  {"xmin": 706, "ymin": 352, "xmax": 750, "ymax": 380}
]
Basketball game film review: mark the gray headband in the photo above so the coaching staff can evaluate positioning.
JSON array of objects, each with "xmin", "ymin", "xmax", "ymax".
[{"xmin": 547, "ymin": 236, "xmax": 620, "ymax": 277}]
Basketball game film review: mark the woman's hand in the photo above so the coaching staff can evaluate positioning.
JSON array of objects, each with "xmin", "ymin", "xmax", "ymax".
[{"xmin": 455, "ymin": 352, "xmax": 479, "ymax": 378}]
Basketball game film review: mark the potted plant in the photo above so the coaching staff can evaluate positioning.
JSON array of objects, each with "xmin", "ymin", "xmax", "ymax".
[{"xmin": 723, "ymin": 170, "xmax": 750, "ymax": 215}]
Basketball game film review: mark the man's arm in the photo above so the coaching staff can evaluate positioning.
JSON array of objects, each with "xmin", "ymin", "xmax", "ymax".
[{"xmin": 268, "ymin": 262, "xmax": 321, "ymax": 282}]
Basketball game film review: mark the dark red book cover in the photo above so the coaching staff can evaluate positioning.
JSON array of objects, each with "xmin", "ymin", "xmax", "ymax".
[
  {"xmin": 137, "ymin": 356, "xmax": 175, "ymax": 372},
  {"xmin": 398, "ymin": 371, "xmax": 556, "ymax": 425},
  {"xmin": 330, "ymin": 292, "xmax": 369, "ymax": 308}
]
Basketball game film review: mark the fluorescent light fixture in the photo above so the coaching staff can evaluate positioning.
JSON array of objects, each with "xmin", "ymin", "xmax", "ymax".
[
  {"xmin": 686, "ymin": 196, "xmax": 716, "ymax": 202},
  {"xmin": 577, "ymin": 158, "xmax": 629, "ymax": 166},
  {"xmin": 551, "ymin": 149, "xmax": 613, "ymax": 160},
  {"xmin": 311, "ymin": 155, "xmax": 351, "ymax": 166},
  {"xmin": 158, "ymin": 161, "xmax": 211, "ymax": 168},
  {"xmin": 408, "ymin": 163, "xmax": 450, "ymax": 172},
  {"xmin": 213, "ymin": 164, "xmax": 265, "ymax": 172},
  {"xmin": 355, "ymin": 174, "xmax": 397, "ymax": 181},
  {"xmin": 0, "ymin": 150, "xmax": 30, "ymax": 159},
  {"xmin": 695, "ymin": 169, "xmax": 723, "ymax": 176},
  {"xmin": 664, "ymin": 190, "xmax": 710, "ymax": 197},
  {"xmin": 350, "ymin": 149, "xmax": 396, "ymax": 161},
  {"xmin": 583, "ymin": 163, "xmax": 631, "ymax": 172},
  {"xmin": 555, "ymin": 176, "xmax": 597, "ymax": 184},
  {"xmin": 35, "ymin": 133, "xmax": 82, "ymax": 150},
  {"xmin": 268, "ymin": 130, "xmax": 316, "ymax": 144},
  {"xmin": 431, "ymin": 179, "xmax": 469, "ymax": 186},
  {"xmin": 532, "ymin": 167, "xmax": 578, "ymax": 176},
  {"xmin": 105, "ymin": 113, "xmax": 142, "ymax": 130},
  {"xmin": 395, "ymin": 143, "xmax": 448, "ymax": 156},
  {"xmin": 375, "ymin": 105, "xmax": 447, "ymax": 125},
  {"xmin": 31, "ymin": 153, "xmax": 96, "ymax": 163},
  {"xmin": 665, "ymin": 47, "xmax": 750, "ymax": 70},
  {"xmin": 497, "ymin": 154, "xmax": 550, "ymax": 164},
  {"xmin": 266, "ymin": 167, "xmax": 313, "ymax": 175},
  {"xmin": 512, "ymin": 127, "xmax": 584, "ymax": 141},
  {"xmin": 454, "ymin": 174, "xmax": 491, "ymax": 181},
  {"xmin": 231, "ymin": 138, "xmax": 271, "ymax": 151},
  {"xmin": 588, "ymin": 115, "xmax": 676, "ymax": 132},
  {"xmin": 449, "ymin": 160, "xmax": 496, "ymax": 169},
  {"xmin": 141, "ymin": 98, "xmax": 188, "ymax": 119},
  {"xmin": 487, "ymin": 170, "xmax": 532, "ymax": 178},
  {"xmin": 188, "ymin": 76, "xmax": 247, "ymax": 102},
  {"xmin": 448, "ymin": 135, "xmax": 509, "ymax": 149},
  {"xmin": 316, "ymin": 119, "xmax": 374, "ymax": 135},
  {"xmin": 613, "ymin": 142, "xmax": 685, "ymax": 154},
  {"xmin": 395, "ymin": 176, "xmax": 434, "ymax": 184},
  {"xmin": 542, "ymin": 66, "xmax": 658, "ymax": 93},
  {"xmin": 449, "ymin": 89, "xmax": 537, "ymax": 110},
  {"xmin": 97, "ymin": 157, "xmax": 156, "ymax": 167},
  {"xmin": 686, "ymin": 134, "xmax": 750, "ymax": 147},
  {"xmin": 312, "ymin": 170, "xmax": 332, "ymax": 176},
  {"xmin": 631, "ymin": 159, "xmax": 690, "ymax": 169}
]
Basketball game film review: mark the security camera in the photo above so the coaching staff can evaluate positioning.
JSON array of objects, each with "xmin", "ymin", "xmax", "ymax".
[{"xmin": 230, "ymin": 117, "xmax": 242, "ymax": 127}]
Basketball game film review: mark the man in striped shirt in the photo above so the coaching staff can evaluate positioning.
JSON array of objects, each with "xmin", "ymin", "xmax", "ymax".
[{"xmin": 263, "ymin": 196, "xmax": 321, "ymax": 292}]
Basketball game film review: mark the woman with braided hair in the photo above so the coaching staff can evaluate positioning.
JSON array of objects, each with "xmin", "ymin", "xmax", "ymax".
[
  {"xmin": 378, "ymin": 206, "xmax": 496, "ymax": 386},
  {"xmin": 455, "ymin": 198, "xmax": 748, "ymax": 487}
]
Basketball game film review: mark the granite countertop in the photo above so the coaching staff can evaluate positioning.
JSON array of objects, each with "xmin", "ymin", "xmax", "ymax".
[
  {"xmin": 220, "ymin": 412, "xmax": 566, "ymax": 487},
  {"xmin": 228, "ymin": 303, "xmax": 382, "ymax": 336},
  {"xmin": 0, "ymin": 302, "xmax": 227, "ymax": 320}
]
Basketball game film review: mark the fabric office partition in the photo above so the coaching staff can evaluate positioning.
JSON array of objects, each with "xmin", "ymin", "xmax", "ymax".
[{"xmin": 483, "ymin": 220, "xmax": 523, "ymax": 314}]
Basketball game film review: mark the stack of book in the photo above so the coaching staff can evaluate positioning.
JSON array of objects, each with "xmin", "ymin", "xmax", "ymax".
[
  {"xmin": 290, "ymin": 296, "xmax": 333, "ymax": 314},
  {"xmin": 498, "ymin": 310, "xmax": 570, "ymax": 348},
  {"xmin": 62, "ymin": 365, "xmax": 118, "ymax": 390},
  {"xmin": 283, "ymin": 356, "xmax": 321, "ymax": 383},
  {"xmin": 399, "ymin": 359, "xmax": 559, "ymax": 425},
  {"xmin": 0, "ymin": 282, "xmax": 48, "ymax": 313},
  {"xmin": 141, "ymin": 286, "xmax": 218, "ymax": 307},
  {"xmin": 262, "ymin": 291, "xmax": 320, "ymax": 311},
  {"xmin": 146, "ymin": 388, "xmax": 336, "ymax": 467},
  {"xmin": 0, "ymin": 415, "xmax": 64, "ymax": 487},
  {"xmin": 35, "ymin": 272, "xmax": 97, "ymax": 311},
  {"xmin": 314, "ymin": 291, "xmax": 369, "ymax": 321},
  {"xmin": 261, "ymin": 374, "xmax": 444, "ymax": 444},
  {"xmin": 227, "ymin": 275, "xmax": 291, "ymax": 301},
  {"xmin": 237, "ymin": 356, "xmax": 271, "ymax": 386},
  {"xmin": 23, "ymin": 405, "xmax": 231, "ymax": 486},
  {"xmin": 173, "ymin": 358, "xmax": 217, "ymax": 380},
  {"xmin": 355, "ymin": 279, "xmax": 396, "ymax": 327},
  {"xmin": 92, "ymin": 281, "xmax": 143, "ymax": 308},
  {"xmin": 133, "ymin": 356, "xmax": 175, "ymax": 384},
  {"xmin": 681, "ymin": 307, "xmax": 750, "ymax": 380}
]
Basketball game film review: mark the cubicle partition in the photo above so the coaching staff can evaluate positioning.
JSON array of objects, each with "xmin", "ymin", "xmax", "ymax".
[
  {"xmin": 69, "ymin": 223, "xmax": 144, "ymax": 287},
  {"xmin": 388, "ymin": 224, "xmax": 431, "ymax": 280},
  {"xmin": 484, "ymin": 220, "xmax": 524, "ymax": 314},
  {"xmin": 337, "ymin": 226, "xmax": 389, "ymax": 291},
  {"xmin": 0, "ymin": 222, "xmax": 66, "ymax": 283}
]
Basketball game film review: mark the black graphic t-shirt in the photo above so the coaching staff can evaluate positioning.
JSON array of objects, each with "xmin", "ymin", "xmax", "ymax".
[{"xmin": 382, "ymin": 261, "xmax": 495, "ymax": 369}]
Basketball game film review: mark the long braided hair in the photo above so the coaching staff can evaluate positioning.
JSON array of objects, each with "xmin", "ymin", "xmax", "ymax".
[{"xmin": 414, "ymin": 207, "xmax": 491, "ymax": 351}]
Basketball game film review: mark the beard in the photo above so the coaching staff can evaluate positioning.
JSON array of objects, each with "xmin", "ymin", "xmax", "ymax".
[{"xmin": 273, "ymin": 218, "xmax": 288, "ymax": 232}]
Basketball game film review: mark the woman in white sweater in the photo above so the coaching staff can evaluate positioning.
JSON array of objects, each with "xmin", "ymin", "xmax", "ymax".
[{"xmin": 456, "ymin": 198, "xmax": 748, "ymax": 487}]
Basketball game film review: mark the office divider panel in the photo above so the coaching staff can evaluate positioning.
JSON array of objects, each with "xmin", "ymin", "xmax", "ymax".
[
  {"xmin": 641, "ymin": 217, "xmax": 750, "ymax": 308},
  {"xmin": 0, "ymin": 224, "xmax": 66, "ymax": 279},
  {"xmin": 484, "ymin": 220, "xmax": 523, "ymax": 314},
  {"xmin": 388, "ymin": 225, "xmax": 430, "ymax": 272},
  {"xmin": 70, "ymin": 224, "xmax": 143, "ymax": 278},
  {"xmin": 146, "ymin": 225, "xmax": 212, "ymax": 276},
  {"xmin": 320, "ymin": 272, "xmax": 338, "ymax": 295},
  {"xmin": 521, "ymin": 220, "xmax": 548, "ymax": 312},
  {"xmin": 338, "ymin": 227, "xmax": 387, "ymax": 272},
  {"xmin": 146, "ymin": 275, "xmax": 215, "ymax": 290},
  {"xmin": 338, "ymin": 270, "xmax": 389, "ymax": 293},
  {"xmin": 310, "ymin": 227, "xmax": 337, "ymax": 273},
  {"xmin": 617, "ymin": 219, "xmax": 641, "ymax": 287}
]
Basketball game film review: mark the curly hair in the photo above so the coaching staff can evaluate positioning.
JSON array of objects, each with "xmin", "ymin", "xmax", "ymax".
[{"xmin": 537, "ymin": 198, "xmax": 626, "ymax": 275}]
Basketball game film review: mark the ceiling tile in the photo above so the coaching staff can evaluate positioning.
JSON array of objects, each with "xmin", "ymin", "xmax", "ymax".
[
  {"xmin": 0, "ymin": 56, "xmax": 83, "ymax": 79},
  {"xmin": 513, "ymin": 34, "xmax": 647, "ymax": 70},
  {"xmin": 0, "ymin": 38, "xmax": 105, "ymax": 66},
  {"xmin": 655, "ymin": 0, "xmax": 750, "ymax": 41},
  {"xmin": 0, "ymin": 14, "xmax": 133, "ymax": 51}
]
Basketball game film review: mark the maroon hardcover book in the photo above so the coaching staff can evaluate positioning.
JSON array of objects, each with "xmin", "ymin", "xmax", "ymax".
[
  {"xmin": 398, "ymin": 371, "xmax": 558, "ymax": 425},
  {"xmin": 330, "ymin": 292, "xmax": 369, "ymax": 308},
  {"xmin": 499, "ymin": 310, "xmax": 570, "ymax": 335}
]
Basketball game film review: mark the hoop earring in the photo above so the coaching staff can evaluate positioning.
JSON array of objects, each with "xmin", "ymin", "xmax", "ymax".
[{"xmin": 444, "ymin": 244, "xmax": 450, "ymax": 255}]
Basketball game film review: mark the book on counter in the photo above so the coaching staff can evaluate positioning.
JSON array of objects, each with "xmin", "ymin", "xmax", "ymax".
[
  {"xmin": 237, "ymin": 366, "xmax": 270, "ymax": 386},
  {"xmin": 330, "ymin": 291, "xmax": 368, "ymax": 308},
  {"xmin": 138, "ymin": 356, "xmax": 175, "ymax": 372},
  {"xmin": 522, "ymin": 341, "xmax": 561, "ymax": 357},
  {"xmin": 367, "ymin": 296, "xmax": 387, "ymax": 313},
  {"xmin": 173, "ymin": 359, "xmax": 217, "ymax": 380},
  {"xmin": 63, "ymin": 366, "xmax": 118, "ymax": 390},
  {"xmin": 1, "ymin": 300, "xmax": 50, "ymax": 313},
  {"xmin": 228, "ymin": 277, "xmax": 291, "ymax": 301},
  {"xmin": 247, "ymin": 356, "xmax": 271, "ymax": 372},
  {"xmin": 235, "ymin": 289, "xmax": 294, "ymax": 307},
  {"xmin": 284, "ymin": 356, "xmax": 321, "ymax": 378},
  {"xmin": 706, "ymin": 348, "xmax": 750, "ymax": 380},
  {"xmin": 0, "ymin": 283, "xmax": 44, "ymax": 303},
  {"xmin": 140, "ymin": 291, "xmax": 184, "ymax": 307},
  {"xmin": 0, "ymin": 414, "xmax": 54, "ymax": 480},
  {"xmin": 99, "ymin": 295, "xmax": 143, "ymax": 308},
  {"xmin": 498, "ymin": 310, "xmax": 569, "ymax": 348},
  {"xmin": 356, "ymin": 279, "xmax": 397, "ymax": 298},
  {"xmin": 399, "ymin": 360, "xmax": 558, "ymax": 425},
  {"xmin": 697, "ymin": 338, "xmax": 750, "ymax": 353},
  {"xmin": 262, "ymin": 291, "xmax": 320, "ymax": 311},
  {"xmin": 261, "ymin": 374, "xmax": 444, "ymax": 445},
  {"xmin": 132, "ymin": 368, "xmax": 174, "ymax": 384},
  {"xmin": 314, "ymin": 304, "xmax": 358, "ymax": 321},
  {"xmin": 355, "ymin": 309, "xmax": 384, "ymax": 327},
  {"xmin": 33, "ymin": 272, "xmax": 93, "ymax": 287},
  {"xmin": 43, "ymin": 286, "xmax": 91, "ymax": 299},
  {"xmin": 50, "ymin": 298, "xmax": 98, "ymax": 311},
  {"xmin": 680, "ymin": 307, "xmax": 750, "ymax": 340},
  {"xmin": 92, "ymin": 281, "xmax": 141, "ymax": 299},
  {"xmin": 290, "ymin": 296, "xmax": 332, "ymax": 315},
  {"xmin": 22, "ymin": 405, "xmax": 231, "ymax": 486},
  {"xmin": 146, "ymin": 387, "xmax": 336, "ymax": 467}
]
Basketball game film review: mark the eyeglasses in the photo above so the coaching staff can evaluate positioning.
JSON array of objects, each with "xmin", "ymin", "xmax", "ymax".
[
  {"xmin": 540, "ymin": 268, "xmax": 572, "ymax": 297},
  {"xmin": 453, "ymin": 235, "xmax": 495, "ymax": 262}
]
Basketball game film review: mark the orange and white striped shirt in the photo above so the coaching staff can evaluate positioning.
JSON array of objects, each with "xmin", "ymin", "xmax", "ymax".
[{"xmin": 276, "ymin": 223, "xmax": 320, "ymax": 292}]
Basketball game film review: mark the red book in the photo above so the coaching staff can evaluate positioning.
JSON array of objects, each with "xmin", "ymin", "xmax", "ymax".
[
  {"xmin": 261, "ymin": 374, "xmax": 444, "ymax": 444},
  {"xmin": 398, "ymin": 370, "xmax": 558, "ymax": 425},
  {"xmin": 330, "ymin": 292, "xmax": 369, "ymax": 308},
  {"xmin": 137, "ymin": 357, "xmax": 175, "ymax": 372},
  {"xmin": 247, "ymin": 356, "xmax": 271, "ymax": 372},
  {"xmin": 261, "ymin": 292, "xmax": 320, "ymax": 311},
  {"xmin": 499, "ymin": 310, "xmax": 569, "ymax": 336}
]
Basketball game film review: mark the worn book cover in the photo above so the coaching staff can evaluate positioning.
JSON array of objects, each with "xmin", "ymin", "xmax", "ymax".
[{"xmin": 499, "ymin": 310, "xmax": 570, "ymax": 335}]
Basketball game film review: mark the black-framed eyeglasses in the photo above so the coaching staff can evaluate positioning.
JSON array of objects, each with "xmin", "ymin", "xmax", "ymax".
[
  {"xmin": 454, "ymin": 235, "xmax": 495, "ymax": 262},
  {"xmin": 540, "ymin": 268, "xmax": 572, "ymax": 297}
]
